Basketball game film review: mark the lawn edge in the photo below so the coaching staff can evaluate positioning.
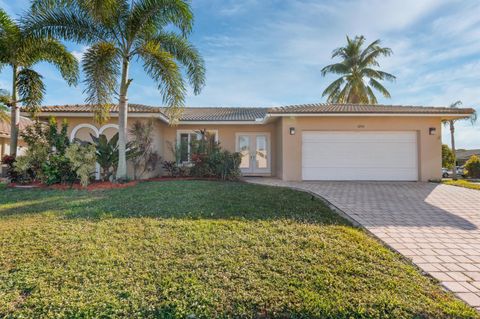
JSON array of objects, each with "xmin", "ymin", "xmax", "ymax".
[{"xmin": 244, "ymin": 179, "xmax": 479, "ymax": 312}]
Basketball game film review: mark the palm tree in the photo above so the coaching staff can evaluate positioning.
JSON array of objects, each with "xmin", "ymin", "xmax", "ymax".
[
  {"xmin": 443, "ymin": 100, "xmax": 477, "ymax": 180},
  {"xmin": 321, "ymin": 35, "xmax": 396, "ymax": 104},
  {"xmin": 0, "ymin": 9, "xmax": 79, "ymax": 157},
  {"xmin": 26, "ymin": 0, "xmax": 205, "ymax": 181}
]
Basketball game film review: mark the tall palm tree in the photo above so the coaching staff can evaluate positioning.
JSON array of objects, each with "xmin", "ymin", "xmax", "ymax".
[
  {"xmin": 321, "ymin": 35, "xmax": 396, "ymax": 104},
  {"xmin": 26, "ymin": 0, "xmax": 205, "ymax": 181},
  {"xmin": 443, "ymin": 100, "xmax": 477, "ymax": 180},
  {"xmin": 0, "ymin": 9, "xmax": 78, "ymax": 157}
]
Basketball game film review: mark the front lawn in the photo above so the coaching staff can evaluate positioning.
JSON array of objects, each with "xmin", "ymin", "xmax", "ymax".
[
  {"xmin": 443, "ymin": 179, "xmax": 480, "ymax": 190},
  {"xmin": 0, "ymin": 181, "xmax": 477, "ymax": 318}
]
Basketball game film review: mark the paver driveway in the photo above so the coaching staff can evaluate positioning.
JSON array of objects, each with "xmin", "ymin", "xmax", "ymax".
[{"xmin": 246, "ymin": 178, "xmax": 480, "ymax": 310}]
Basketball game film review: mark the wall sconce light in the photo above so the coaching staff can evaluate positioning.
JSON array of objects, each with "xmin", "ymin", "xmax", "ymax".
[
  {"xmin": 429, "ymin": 128, "xmax": 436, "ymax": 135},
  {"xmin": 289, "ymin": 127, "xmax": 296, "ymax": 135}
]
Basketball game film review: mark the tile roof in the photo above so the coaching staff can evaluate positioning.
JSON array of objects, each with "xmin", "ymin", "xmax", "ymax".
[
  {"xmin": 268, "ymin": 103, "xmax": 475, "ymax": 114},
  {"xmin": 37, "ymin": 102, "xmax": 475, "ymax": 122},
  {"xmin": 39, "ymin": 103, "xmax": 164, "ymax": 114},
  {"xmin": 0, "ymin": 116, "xmax": 33, "ymax": 137},
  {"xmin": 161, "ymin": 107, "xmax": 267, "ymax": 121}
]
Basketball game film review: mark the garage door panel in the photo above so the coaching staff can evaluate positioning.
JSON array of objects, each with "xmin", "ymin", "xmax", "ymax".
[{"xmin": 302, "ymin": 131, "xmax": 418, "ymax": 181}]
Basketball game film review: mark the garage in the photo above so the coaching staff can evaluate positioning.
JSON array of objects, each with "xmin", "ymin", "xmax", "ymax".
[{"xmin": 302, "ymin": 131, "xmax": 418, "ymax": 181}]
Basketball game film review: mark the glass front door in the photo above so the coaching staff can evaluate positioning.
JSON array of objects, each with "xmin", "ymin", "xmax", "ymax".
[{"xmin": 236, "ymin": 133, "xmax": 270, "ymax": 175}]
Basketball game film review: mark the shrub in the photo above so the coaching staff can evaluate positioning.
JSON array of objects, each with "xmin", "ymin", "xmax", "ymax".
[
  {"xmin": 161, "ymin": 160, "xmax": 178, "ymax": 177},
  {"xmin": 18, "ymin": 117, "xmax": 78, "ymax": 185},
  {"xmin": 129, "ymin": 119, "xmax": 160, "ymax": 179},
  {"xmin": 65, "ymin": 143, "xmax": 97, "ymax": 187},
  {"xmin": 14, "ymin": 144, "xmax": 49, "ymax": 182},
  {"xmin": 42, "ymin": 155, "xmax": 77, "ymax": 185},
  {"xmin": 189, "ymin": 131, "xmax": 241, "ymax": 180},
  {"xmin": 465, "ymin": 155, "xmax": 480, "ymax": 179},
  {"xmin": 88, "ymin": 132, "xmax": 137, "ymax": 181},
  {"xmin": 1, "ymin": 155, "xmax": 18, "ymax": 182}
]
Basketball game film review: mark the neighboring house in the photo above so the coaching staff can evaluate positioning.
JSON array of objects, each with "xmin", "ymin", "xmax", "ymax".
[
  {"xmin": 0, "ymin": 116, "xmax": 31, "ymax": 157},
  {"xmin": 30, "ymin": 103, "xmax": 474, "ymax": 182},
  {"xmin": 456, "ymin": 149, "xmax": 480, "ymax": 166}
]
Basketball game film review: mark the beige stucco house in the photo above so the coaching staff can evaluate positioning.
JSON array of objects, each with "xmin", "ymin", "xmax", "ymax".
[
  {"xmin": 32, "ymin": 103, "xmax": 474, "ymax": 182},
  {"xmin": 0, "ymin": 117, "xmax": 31, "ymax": 157}
]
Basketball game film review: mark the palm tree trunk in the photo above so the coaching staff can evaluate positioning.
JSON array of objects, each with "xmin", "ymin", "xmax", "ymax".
[
  {"xmin": 116, "ymin": 57, "xmax": 130, "ymax": 181},
  {"xmin": 9, "ymin": 65, "xmax": 18, "ymax": 157},
  {"xmin": 450, "ymin": 121, "xmax": 457, "ymax": 180}
]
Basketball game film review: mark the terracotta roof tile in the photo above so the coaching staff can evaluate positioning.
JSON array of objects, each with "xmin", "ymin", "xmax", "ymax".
[
  {"xmin": 0, "ymin": 116, "xmax": 33, "ymax": 137},
  {"xmin": 161, "ymin": 107, "xmax": 267, "ymax": 121},
  {"xmin": 40, "ymin": 104, "xmax": 164, "ymax": 114},
  {"xmin": 37, "ymin": 102, "xmax": 475, "ymax": 122},
  {"xmin": 268, "ymin": 103, "xmax": 475, "ymax": 114}
]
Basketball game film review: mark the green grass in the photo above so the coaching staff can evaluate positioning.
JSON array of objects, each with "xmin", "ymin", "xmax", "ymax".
[
  {"xmin": 0, "ymin": 181, "xmax": 477, "ymax": 318},
  {"xmin": 443, "ymin": 179, "xmax": 480, "ymax": 190}
]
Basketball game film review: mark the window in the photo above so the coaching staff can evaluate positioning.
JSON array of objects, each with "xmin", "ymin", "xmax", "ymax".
[{"xmin": 177, "ymin": 130, "xmax": 218, "ymax": 163}]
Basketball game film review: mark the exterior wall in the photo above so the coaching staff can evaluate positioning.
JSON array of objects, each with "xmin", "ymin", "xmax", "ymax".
[
  {"xmin": 280, "ymin": 116, "xmax": 442, "ymax": 182},
  {"xmin": 275, "ymin": 119, "xmax": 283, "ymax": 179},
  {"xmin": 0, "ymin": 137, "xmax": 7, "ymax": 157},
  {"xmin": 0, "ymin": 136, "xmax": 27, "ymax": 157},
  {"xmin": 42, "ymin": 114, "xmax": 444, "ymax": 182},
  {"xmin": 162, "ymin": 122, "xmax": 279, "ymax": 176},
  {"xmin": 51, "ymin": 116, "xmax": 165, "ymax": 179}
]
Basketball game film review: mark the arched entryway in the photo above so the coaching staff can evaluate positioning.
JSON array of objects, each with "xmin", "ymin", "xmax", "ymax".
[{"xmin": 70, "ymin": 123, "xmax": 119, "ymax": 180}]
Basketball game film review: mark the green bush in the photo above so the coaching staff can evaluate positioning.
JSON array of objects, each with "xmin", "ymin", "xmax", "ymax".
[
  {"xmin": 65, "ymin": 143, "xmax": 97, "ymax": 187},
  {"xmin": 465, "ymin": 155, "xmax": 480, "ymax": 178},
  {"xmin": 42, "ymin": 154, "xmax": 77, "ymax": 185},
  {"xmin": 189, "ymin": 131, "xmax": 241, "ymax": 180},
  {"xmin": 14, "ymin": 144, "xmax": 49, "ymax": 182}
]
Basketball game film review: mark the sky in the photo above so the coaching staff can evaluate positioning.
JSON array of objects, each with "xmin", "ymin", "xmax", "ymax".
[{"xmin": 0, "ymin": 0, "xmax": 479, "ymax": 149}]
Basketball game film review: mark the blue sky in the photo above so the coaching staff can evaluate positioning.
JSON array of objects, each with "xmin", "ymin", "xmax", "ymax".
[{"xmin": 1, "ymin": 0, "xmax": 479, "ymax": 149}]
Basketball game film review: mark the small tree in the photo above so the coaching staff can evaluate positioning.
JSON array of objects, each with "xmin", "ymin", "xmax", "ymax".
[
  {"xmin": 129, "ymin": 119, "xmax": 159, "ymax": 179},
  {"xmin": 465, "ymin": 155, "xmax": 480, "ymax": 179},
  {"xmin": 442, "ymin": 144, "xmax": 455, "ymax": 169}
]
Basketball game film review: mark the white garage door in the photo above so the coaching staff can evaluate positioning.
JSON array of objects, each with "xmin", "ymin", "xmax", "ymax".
[{"xmin": 302, "ymin": 131, "xmax": 418, "ymax": 181}]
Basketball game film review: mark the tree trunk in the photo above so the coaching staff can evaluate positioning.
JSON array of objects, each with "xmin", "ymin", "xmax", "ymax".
[
  {"xmin": 116, "ymin": 57, "xmax": 130, "ymax": 181},
  {"xmin": 9, "ymin": 66, "xmax": 18, "ymax": 157},
  {"xmin": 450, "ymin": 121, "xmax": 457, "ymax": 180}
]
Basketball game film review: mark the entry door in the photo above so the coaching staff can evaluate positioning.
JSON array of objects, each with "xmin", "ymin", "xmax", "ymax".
[{"xmin": 236, "ymin": 133, "xmax": 271, "ymax": 175}]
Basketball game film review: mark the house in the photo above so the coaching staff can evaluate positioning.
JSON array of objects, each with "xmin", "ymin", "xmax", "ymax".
[
  {"xmin": 456, "ymin": 149, "xmax": 480, "ymax": 166},
  {"xmin": 0, "ymin": 116, "xmax": 31, "ymax": 157},
  {"xmin": 31, "ymin": 103, "xmax": 474, "ymax": 182}
]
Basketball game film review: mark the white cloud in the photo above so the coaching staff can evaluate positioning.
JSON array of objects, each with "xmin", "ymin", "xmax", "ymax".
[{"xmin": 71, "ymin": 46, "xmax": 90, "ymax": 62}]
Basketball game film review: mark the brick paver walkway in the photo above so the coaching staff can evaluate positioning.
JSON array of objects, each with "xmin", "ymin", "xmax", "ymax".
[{"xmin": 246, "ymin": 178, "xmax": 480, "ymax": 310}]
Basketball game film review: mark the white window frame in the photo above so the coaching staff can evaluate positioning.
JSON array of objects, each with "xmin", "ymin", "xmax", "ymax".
[{"xmin": 176, "ymin": 129, "xmax": 219, "ymax": 163}]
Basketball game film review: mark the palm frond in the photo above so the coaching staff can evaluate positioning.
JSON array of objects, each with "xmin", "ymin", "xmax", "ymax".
[
  {"xmin": 369, "ymin": 78, "xmax": 391, "ymax": 99},
  {"xmin": 146, "ymin": 32, "xmax": 205, "ymax": 94},
  {"xmin": 322, "ymin": 35, "xmax": 394, "ymax": 104},
  {"xmin": 138, "ymin": 41, "xmax": 186, "ymax": 122},
  {"xmin": 321, "ymin": 63, "xmax": 348, "ymax": 77},
  {"xmin": 128, "ymin": 0, "xmax": 193, "ymax": 40},
  {"xmin": 19, "ymin": 36, "xmax": 79, "ymax": 86},
  {"xmin": 366, "ymin": 86, "xmax": 378, "ymax": 104},
  {"xmin": 321, "ymin": 77, "xmax": 344, "ymax": 98},
  {"xmin": 0, "ymin": 105, "xmax": 9, "ymax": 123},
  {"xmin": 16, "ymin": 68, "xmax": 45, "ymax": 114},
  {"xmin": 82, "ymin": 42, "xmax": 120, "ymax": 123},
  {"xmin": 22, "ymin": 5, "xmax": 108, "ymax": 45}
]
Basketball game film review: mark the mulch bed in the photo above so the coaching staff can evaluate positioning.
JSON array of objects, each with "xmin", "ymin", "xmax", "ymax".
[{"xmin": 6, "ymin": 177, "xmax": 219, "ymax": 191}]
